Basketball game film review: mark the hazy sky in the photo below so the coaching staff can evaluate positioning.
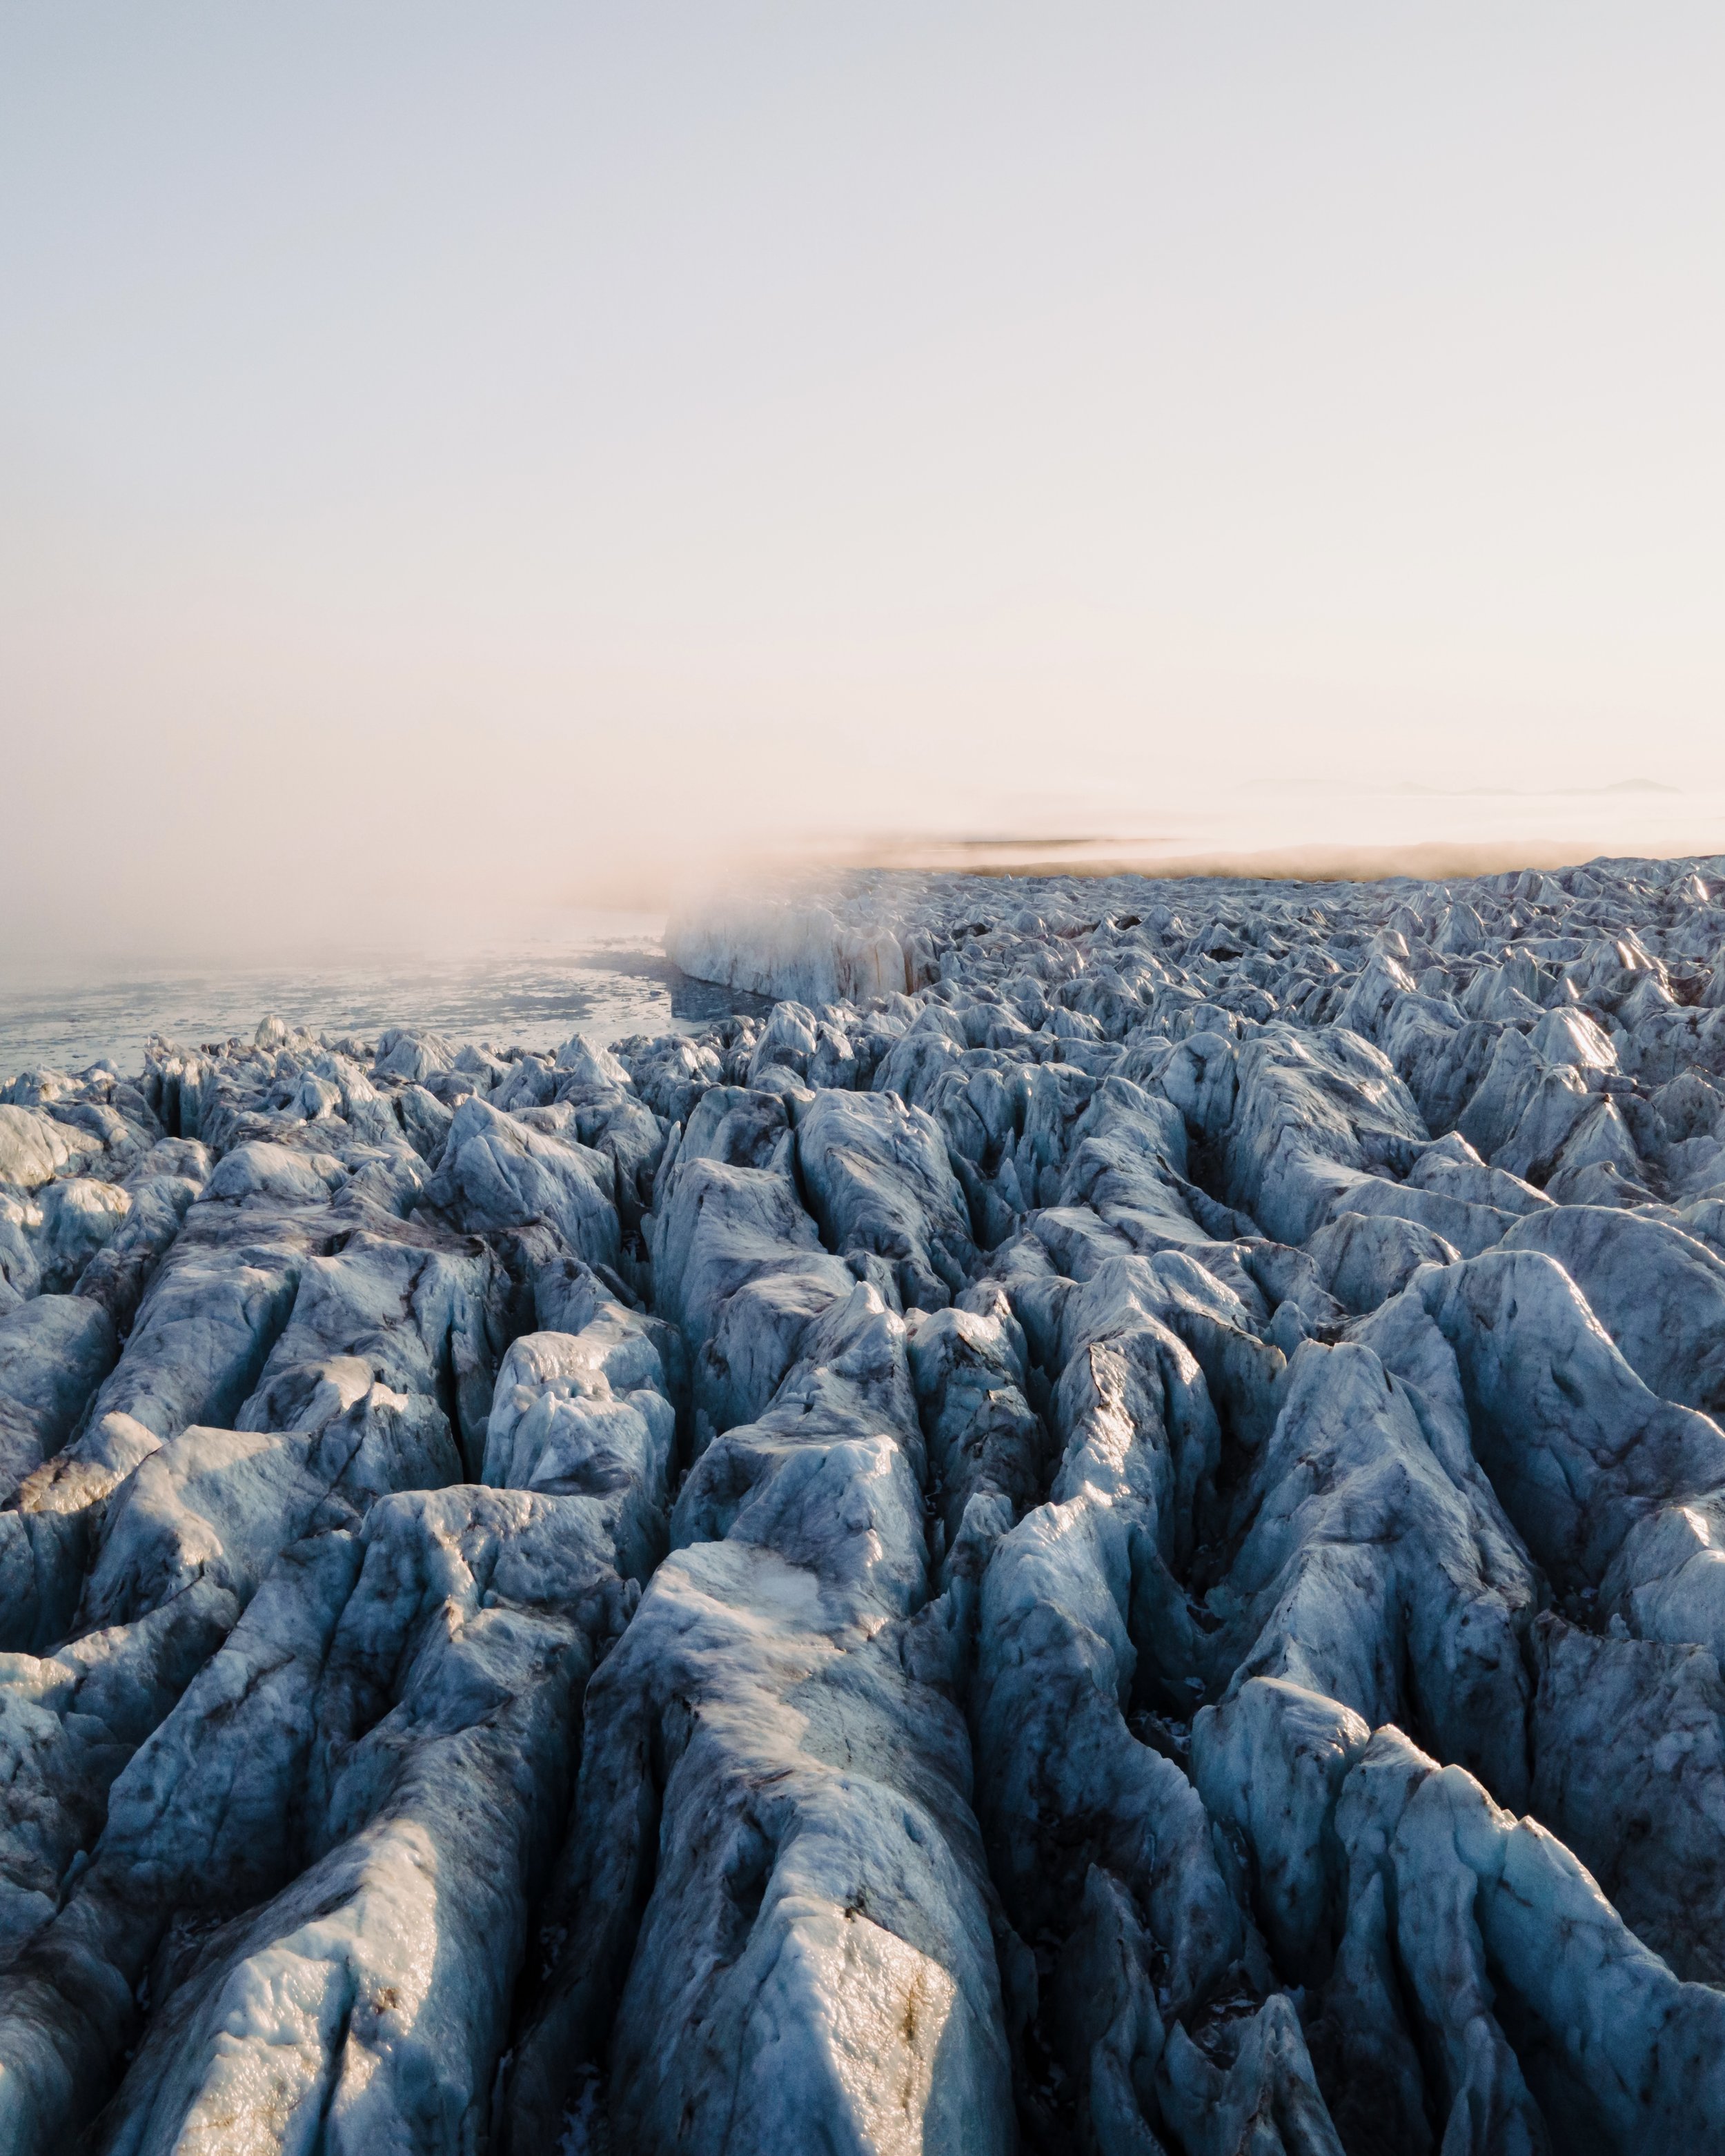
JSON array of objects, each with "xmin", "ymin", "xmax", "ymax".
[{"xmin": 3, "ymin": 6, "xmax": 1723, "ymax": 960}]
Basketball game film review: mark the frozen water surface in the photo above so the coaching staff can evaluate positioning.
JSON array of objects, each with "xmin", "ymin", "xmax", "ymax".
[{"xmin": 0, "ymin": 915, "xmax": 770, "ymax": 1082}]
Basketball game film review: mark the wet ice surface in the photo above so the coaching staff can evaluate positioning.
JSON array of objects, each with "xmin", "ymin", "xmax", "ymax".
[
  {"xmin": 8, "ymin": 852, "xmax": 1725, "ymax": 2155},
  {"xmin": 0, "ymin": 916, "xmax": 770, "ymax": 1083}
]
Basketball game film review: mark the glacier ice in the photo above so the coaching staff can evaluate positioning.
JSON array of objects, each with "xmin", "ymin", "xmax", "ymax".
[{"xmin": 1, "ymin": 851, "xmax": 1725, "ymax": 2148}]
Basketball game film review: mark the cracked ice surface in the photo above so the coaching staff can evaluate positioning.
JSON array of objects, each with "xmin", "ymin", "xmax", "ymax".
[{"xmin": 5, "ymin": 853, "xmax": 1725, "ymax": 2152}]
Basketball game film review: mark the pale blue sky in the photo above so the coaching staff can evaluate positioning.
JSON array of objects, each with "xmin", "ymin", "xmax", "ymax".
[{"xmin": 3, "ymin": 6, "xmax": 1722, "ymax": 956}]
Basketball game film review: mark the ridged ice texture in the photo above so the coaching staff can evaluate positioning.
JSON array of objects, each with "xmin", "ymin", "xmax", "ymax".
[{"xmin": 4, "ymin": 851, "xmax": 1725, "ymax": 2153}]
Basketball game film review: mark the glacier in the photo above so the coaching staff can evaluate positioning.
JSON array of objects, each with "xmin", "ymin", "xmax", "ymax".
[{"xmin": 2, "ymin": 851, "xmax": 1725, "ymax": 2150}]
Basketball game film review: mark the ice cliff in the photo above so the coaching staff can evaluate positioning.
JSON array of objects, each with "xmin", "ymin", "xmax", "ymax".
[{"xmin": 6, "ymin": 851, "xmax": 1725, "ymax": 2152}]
